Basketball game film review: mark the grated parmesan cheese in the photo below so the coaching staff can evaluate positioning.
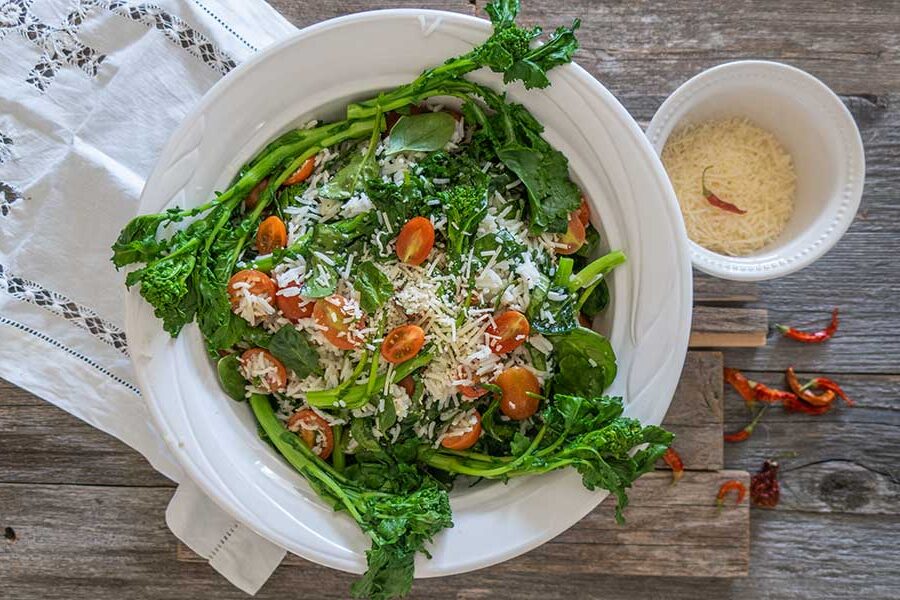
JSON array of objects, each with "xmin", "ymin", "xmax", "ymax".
[{"xmin": 662, "ymin": 117, "xmax": 796, "ymax": 256}]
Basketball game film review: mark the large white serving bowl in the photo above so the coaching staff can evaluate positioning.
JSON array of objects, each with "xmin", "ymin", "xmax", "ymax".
[{"xmin": 125, "ymin": 10, "xmax": 692, "ymax": 577}]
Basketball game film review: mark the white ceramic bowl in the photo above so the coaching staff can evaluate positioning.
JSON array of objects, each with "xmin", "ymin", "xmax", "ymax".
[
  {"xmin": 645, "ymin": 60, "xmax": 865, "ymax": 281},
  {"xmin": 125, "ymin": 10, "xmax": 692, "ymax": 577}
]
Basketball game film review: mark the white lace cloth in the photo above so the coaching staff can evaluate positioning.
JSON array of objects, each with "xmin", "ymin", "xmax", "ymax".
[{"xmin": 0, "ymin": 0, "xmax": 297, "ymax": 593}]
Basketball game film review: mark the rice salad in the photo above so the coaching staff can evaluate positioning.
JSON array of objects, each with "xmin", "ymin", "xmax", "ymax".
[{"xmin": 112, "ymin": 3, "xmax": 673, "ymax": 598}]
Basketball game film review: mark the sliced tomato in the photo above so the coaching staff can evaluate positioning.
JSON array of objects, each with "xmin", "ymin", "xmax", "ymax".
[
  {"xmin": 256, "ymin": 215, "xmax": 288, "ymax": 255},
  {"xmin": 381, "ymin": 324, "xmax": 426, "ymax": 364},
  {"xmin": 456, "ymin": 365, "xmax": 487, "ymax": 399},
  {"xmin": 239, "ymin": 348, "xmax": 287, "ymax": 393},
  {"xmin": 244, "ymin": 178, "xmax": 268, "ymax": 210},
  {"xmin": 283, "ymin": 156, "xmax": 316, "ymax": 186},
  {"xmin": 275, "ymin": 281, "xmax": 314, "ymax": 321},
  {"xmin": 486, "ymin": 310, "xmax": 530, "ymax": 354},
  {"xmin": 496, "ymin": 366, "xmax": 541, "ymax": 420},
  {"xmin": 441, "ymin": 411, "xmax": 482, "ymax": 450},
  {"xmin": 556, "ymin": 212, "xmax": 586, "ymax": 255},
  {"xmin": 395, "ymin": 216, "xmax": 435, "ymax": 266},
  {"xmin": 576, "ymin": 195, "xmax": 591, "ymax": 226},
  {"xmin": 227, "ymin": 269, "xmax": 276, "ymax": 309},
  {"xmin": 397, "ymin": 375, "xmax": 416, "ymax": 397},
  {"xmin": 286, "ymin": 409, "xmax": 334, "ymax": 459},
  {"xmin": 312, "ymin": 295, "xmax": 366, "ymax": 350}
]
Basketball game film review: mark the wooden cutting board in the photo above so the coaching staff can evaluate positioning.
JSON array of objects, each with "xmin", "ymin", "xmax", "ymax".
[{"xmin": 177, "ymin": 272, "xmax": 761, "ymax": 577}]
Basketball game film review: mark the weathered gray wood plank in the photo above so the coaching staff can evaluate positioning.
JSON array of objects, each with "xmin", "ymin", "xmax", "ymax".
[
  {"xmin": 3, "ymin": 481, "xmax": 898, "ymax": 600},
  {"xmin": 690, "ymin": 306, "xmax": 768, "ymax": 348},
  {"xmin": 179, "ymin": 470, "xmax": 750, "ymax": 577}
]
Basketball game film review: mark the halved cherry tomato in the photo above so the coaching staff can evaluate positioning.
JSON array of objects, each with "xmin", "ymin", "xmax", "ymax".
[
  {"xmin": 256, "ymin": 215, "xmax": 288, "ymax": 255},
  {"xmin": 486, "ymin": 310, "xmax": 530, "ymax": 354},
  {"xmin": 283, "ymin": 156, "xmax": 316, "ymax": 186},
  {"xmin": 496, "ymin": 366, "xmax": 541, "ymax": 420},
  {"xmin": 239, "ymin": 348, "xmax": 287, "ymax": 392},
  {"xmin": 456, "ymin": 366, "xmax": 487, "ymax": 399},
  {"xmin": 312, "ymin": 295, "xmax": 366, "ymax": 350},
  {"xmin": 286, "ymin": 409, "xmax": 334, "ymax": 459},
  {"xmin": 458, "ymin": 382, "xmax": 487, "ymax": 399},
  {"xmin": 227, "ymin": 269, "xmax": 276, "ymax": 309},
  {"xmin": 555, "ymin": 212, "xmax": 586, "ymax": 255},
  {"xmin": 576, "ymin": 196, "xmax": 591, "ymax": 226},
  {"xmin": 244, "ymin": 178, "xmax": 268, "ymax": 210},
  {"xmin": 381, "ymin": 324, "xmax": 426, "ymax": 364},
  {"xmin": 441, "ymin": 411, "xmax": 482, "ymax": 450},
  {"xmin": 275, "ymin": 281, "xmax": 314, "ymax": 321},
  {"xmin": 395, "ymin": 217, "xmax": 435, "ymax": 266},
  {"xmin": 397, "ymin": 375, "xmax": 416, "ymax": 397}
]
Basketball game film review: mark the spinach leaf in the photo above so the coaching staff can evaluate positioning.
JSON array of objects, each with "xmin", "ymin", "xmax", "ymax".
[
  {"xmin": 385, "ymin": 112, "xmax": 456, "ymax": 155},
  {"xmin": 580, "ymin": 280, "xmax": 610, "ymax": 319},
  {"xmin": 473, "ymin": 229, "xmax": 526, "ymax": 263},
  {"xmin": 268, "ymin": 325, "xmax": 321, "ymax": 378},
  {"xmin": 300, "ymin": 255, "xmax": 338, "ymax": 298},
  {"xmin": 548, "ymin": 326, "xmax": 617, "ymax": 397},
  {"xmin": 354, "ymin": 261, "xmax": 394, "ymax": 313},
  {"xmin": 320, "ymin": 151, "xmax": 379, "ymax": 200},
  {"xmin": 377, "ymin": 396, "xmax": 398, "ymax": 433},
  {"xmin": 216, "ymin": 354, "xmax": 246, "ymax": 401}
]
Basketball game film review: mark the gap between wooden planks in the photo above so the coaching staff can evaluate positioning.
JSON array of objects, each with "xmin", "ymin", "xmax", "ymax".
[{"xmin": 178, "ymin": 274, "xmax": 756, "ymax": 576}]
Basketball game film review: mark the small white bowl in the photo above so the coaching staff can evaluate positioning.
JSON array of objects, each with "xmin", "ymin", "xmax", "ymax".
[{"xmin": 645, "ymin": 60, "xmax": 864, "ymax": 281}]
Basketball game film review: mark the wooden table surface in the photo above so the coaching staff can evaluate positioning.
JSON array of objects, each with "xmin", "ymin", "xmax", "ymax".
[{"xmin": 3, "ymin": 1, "xmax": 899, "ymax": 598}]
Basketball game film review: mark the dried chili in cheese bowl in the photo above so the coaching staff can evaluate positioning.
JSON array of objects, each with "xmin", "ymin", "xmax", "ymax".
[{"xmin": 646, "ymin": 60, "xmax": 865, "ymax": 281}]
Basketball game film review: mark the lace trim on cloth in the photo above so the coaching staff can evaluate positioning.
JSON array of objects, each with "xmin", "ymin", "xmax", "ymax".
[
  {"xmin": 0, "ymin": 0, "xmax": 236, "ymax": 95},
  {"xmin": 0, "ymin": 263, "xmax": 129, "ymax": 354}
]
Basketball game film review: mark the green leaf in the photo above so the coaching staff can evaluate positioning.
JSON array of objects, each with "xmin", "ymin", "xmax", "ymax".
[
  {"xmin": 268, "ymin": 325, "xmax": 321, "ymax": 378},
  {"xmin": 497, "ymin": 142, "xmax": 581, "ymax": 233},
  {"xmin": 548, "ymin": 326, "xmax": 617, "ymax": 397},
  {"xmin": 320, "ymin": 151, "xmax": 379, "ymax": 200},
  {"xmin": 377, "ymin": 396, "xmax": 398, "ymax": 434},
  {"xmin": 354, "ymin": 261, "xmax": 394, "ymax": 313},
  {"xmin": 111, "ymin": 213, "xmax": 168, "ymax": 267},
  {"xmin": 217, "ymin": 354, "xmax": 247, "ymax": 401},
  {"xmin": 510, "ymin": 431, "xmax": 531, "ymax": 456},
  {"xmin": 580, "ymin": 280, "xmax": 609, "ymax": 319},
  {"xmin": 385, "ymin": 112, "xmax": 456, "ymax": 155},
  {"xmin": 300, "ymin": 256, "xmax": 338, "ymax": 298}
]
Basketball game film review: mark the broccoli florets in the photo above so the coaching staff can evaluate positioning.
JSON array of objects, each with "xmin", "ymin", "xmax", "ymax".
[{"xmin": 442, "ymin": 184, "xmax": 488, "ymax": 260}]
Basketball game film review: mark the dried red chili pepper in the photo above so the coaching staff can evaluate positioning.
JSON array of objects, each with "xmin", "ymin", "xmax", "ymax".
[
  {"xmin": 702, "ymin": 166, "xmax": 746, "ymax": 215},
  {"xmin": 751, "ymin": 381, "xmax": 797, "ymax": 404},
  {"xmin": 786, "ymin": 367, "xmax": 836, "ymax": 407},
  {"xmin": 724, "ymin": 406, "xmax": 768, "ymax": 443},
  {"xmin": 716, "ymin": 480, "xmax": 747, "ymax": 508},
  {"xmin": 811, "ymin": 376, "xmax": 854, "ymax": 407},
  {"xmin": 783, "ymin": 393, "xmax": 833, "ymax": 415},
  {"xmin": 724, "ymin": 367, "xmax": 755, "ymax": 406},
  {"xmin": 775, "ymin": 308, "xmax": 839, "ymax": 343},
  {"xmin": 750, "ymin": 460, "xmax": 780, "ymax": 508},
  {"xmin": 662, "ymin": 447, "xmax": 684, "ymax": 484}
]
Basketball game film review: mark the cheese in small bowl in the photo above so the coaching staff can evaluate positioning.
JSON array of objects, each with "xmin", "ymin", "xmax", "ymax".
[{"xmin": 661, "ymin": 117, "xmax": 797, "ymax": 257}]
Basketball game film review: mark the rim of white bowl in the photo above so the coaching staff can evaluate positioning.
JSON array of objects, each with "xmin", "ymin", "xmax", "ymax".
[{"xmin": 645, "ymin": 60, "xmax": 865, "ymax": 282}]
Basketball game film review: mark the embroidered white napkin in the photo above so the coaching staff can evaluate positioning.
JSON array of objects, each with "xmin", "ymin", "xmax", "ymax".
[{"xmin": 0, "ymin": 0, "xmax": 297, "ymax": 593}]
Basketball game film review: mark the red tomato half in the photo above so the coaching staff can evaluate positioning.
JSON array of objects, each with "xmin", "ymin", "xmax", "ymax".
[{"xmin": 395, "ymin": 217, "xmax": 435, "ymax": 266}]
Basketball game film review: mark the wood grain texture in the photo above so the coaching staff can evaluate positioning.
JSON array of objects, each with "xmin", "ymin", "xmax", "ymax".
[
  {"xmin": 659, "ymin": 351, "xmax": 723, "ymax": 471},
  {"xmin": 3, "ymin": 0, "xmax": 900, "ymax": 598},
  {"xmin": 176, "ymin": 470, "xmax": 750, "ymax": 577},
  {"xmin": 690, "ymin": 305, "xmax": 768, "ymax": 348},
  {"xmin": 693, "ymin": 272, "xmax": 759, "ymax": 303}
]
